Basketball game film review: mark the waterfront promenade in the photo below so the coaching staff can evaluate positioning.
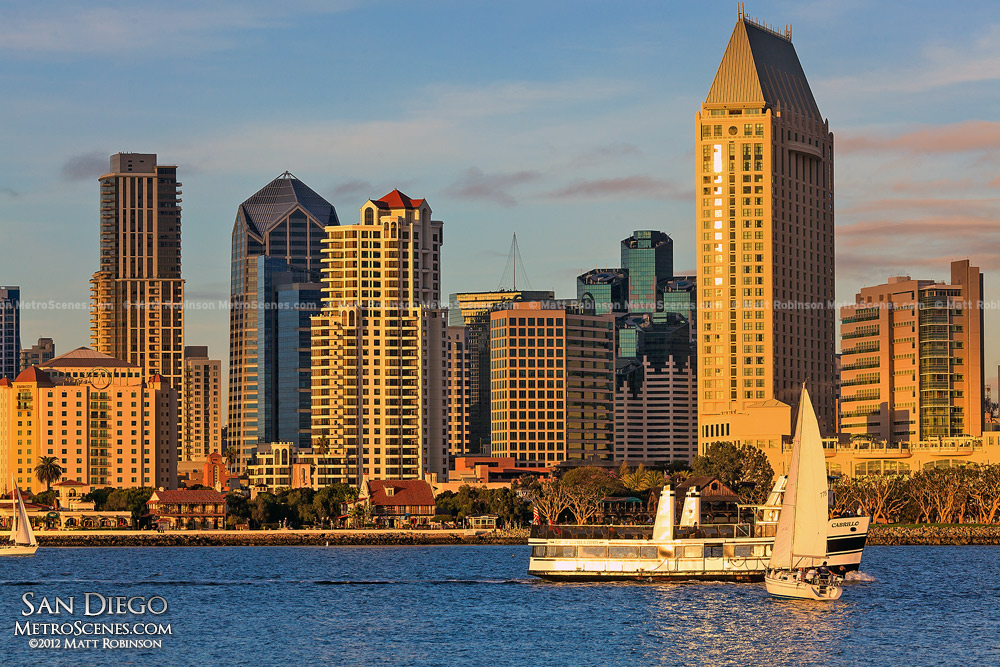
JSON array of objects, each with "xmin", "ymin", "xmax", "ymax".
[{"xmin": 28, "ymin": 525, "xmax": 1000, "ymax": 547}]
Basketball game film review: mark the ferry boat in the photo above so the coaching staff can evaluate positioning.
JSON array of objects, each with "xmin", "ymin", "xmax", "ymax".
[{"xmin": 527, "ymin": 476, "xmax": 868, "ymax": 581}]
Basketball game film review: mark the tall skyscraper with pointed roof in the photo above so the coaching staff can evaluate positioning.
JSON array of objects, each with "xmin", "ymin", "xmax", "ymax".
[
  {"xmin": 228, "ymin": 172, "xmax": 339, "ymax": 470},
  {"xmin": 696, "ymin": 15, "xmax": 835, "ymax": 471}
]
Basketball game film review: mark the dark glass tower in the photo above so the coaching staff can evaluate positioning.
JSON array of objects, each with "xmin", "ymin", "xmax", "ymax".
[{"xmin": 228, "ymin": 172, "xmax": 338, "ymax": 471}]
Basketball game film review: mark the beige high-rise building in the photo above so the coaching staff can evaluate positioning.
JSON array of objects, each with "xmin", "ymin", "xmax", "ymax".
[
  {"xmin": 311, "ymin": 190, "xmax": 447, "ymax": 484},
  {"xmin": 839, "ymin": 260, "xmax": 984, "ymax": 445},
  {"xmin": 0, "ymin": 347, "xmax": 177, "ymax": 494},
  {"xmin": 181, "ymin": 346, "xmax": 221, "ymax": 462},
  {"xmin": 696, "ymin": 16, "xmax": 836, "ymax": 471},
  {"xmin": 90, "ymin": 153, "xmax": 184, "ymax": 393},
  {"xmin": 490, "ymin": 302, "xmax": 615, "ymax": 466}
]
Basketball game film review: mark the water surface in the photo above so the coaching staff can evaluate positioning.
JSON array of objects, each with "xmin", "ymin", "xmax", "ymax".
[{"xmin": 0, "ymin": 545, "xmax": 996, "ymax": 666}]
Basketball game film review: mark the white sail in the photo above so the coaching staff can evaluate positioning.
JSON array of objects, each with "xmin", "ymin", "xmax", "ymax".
[
  {"xmin": 13, "ymin": 488, "xmax": 36, "ymax": 547},
  {"xmin": 769, "ymin": 387, "xmax": 828, "ymax": 570}
]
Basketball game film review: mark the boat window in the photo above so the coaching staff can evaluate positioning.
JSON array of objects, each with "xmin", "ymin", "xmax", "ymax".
[
  {"xmin": 683, "ymin": 545, "xmax": 703, "ymax": 558},
  {"xmin": 545, "ymin": 545, "xmax": 577, "ymax": 558},
  {"xmin": 579, "ymin": 546, "xmax": 607, "ymax": 559},
  {"xmin": 531, "ymin": 546, "xmax": 547, "ymax": 557},
  {"xmin": 734, "ymin": 545, "xmax": 754, "ymax": 558},
  {"xmin": 639, "ymin": 546, "xmax": 659, "ymax": 559},
  {"xmin": 706, "ymin": 544, "xmax": 724, "ymax": 558},
  {"xmin": 608, "ymin": 546, "xmax": 640, "ymax": 559}
]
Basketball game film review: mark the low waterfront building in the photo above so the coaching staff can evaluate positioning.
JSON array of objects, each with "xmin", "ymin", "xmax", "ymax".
[
  {"xmin": 449, "ymin": 456, "xmax": 550, "ymax": 485},
  {"xmin": 823, "ymin": 435, "xmax": 1000, "ymax": 477},
  {"xmin": 146, "ymin": 489, "xmax": 226, "ymax": 530},
  {"xmin": 353, "ymin": 479, "xmax": 436, "ymax": 528},
  {"xmin": 247, "ymin": 441, "xmax": 349, "ymax": 492}
]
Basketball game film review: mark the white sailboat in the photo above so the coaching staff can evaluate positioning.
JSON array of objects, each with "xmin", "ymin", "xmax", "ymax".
[
  {"xmin": 1, "ymin": 485, "xmax": 39, "ymax": 557},
  {"xmin": 765, "ymin": 386, "xmax": 841, "ymax": 600}
]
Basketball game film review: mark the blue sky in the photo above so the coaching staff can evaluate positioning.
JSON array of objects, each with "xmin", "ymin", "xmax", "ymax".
[{"xmin": 1, "ymin": 0, "xmax": 999, "ymax": 396}]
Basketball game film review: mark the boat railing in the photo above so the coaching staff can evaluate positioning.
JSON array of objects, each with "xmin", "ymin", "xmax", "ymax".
[{"xmin": 529, "ymin": 523, "xmax": 766, "ymax": 541}]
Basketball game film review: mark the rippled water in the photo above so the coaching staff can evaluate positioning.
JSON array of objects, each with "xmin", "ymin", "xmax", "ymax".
[{"xmin": 0, "ymin": 545, "xmax": 997, "ymax": 666}]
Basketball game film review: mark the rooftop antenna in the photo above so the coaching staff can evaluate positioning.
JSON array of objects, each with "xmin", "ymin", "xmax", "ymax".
[{"xmin": 497, "ymin": 233, "xmax": 534, "ymax": 291}]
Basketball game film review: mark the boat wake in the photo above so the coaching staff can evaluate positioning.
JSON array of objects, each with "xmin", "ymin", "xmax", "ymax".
[{"xmin": 844, "ymin": 570, "xmax": 876, "ymax": 583}]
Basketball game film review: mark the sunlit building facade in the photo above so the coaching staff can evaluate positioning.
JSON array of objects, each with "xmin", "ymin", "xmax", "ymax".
[
  {"xmin": 181, "ymin": 346, "xmax": 221, "ymax": 462},
  {"xmin": 839, "ymin": 260, "xmax": 984, "ymax": 445},
  {"xmin": 696, "ymin": 16, "xmax": 836, "ymax": 472},
  {"xmin": 90, "ymin": 153, "xmax": 185, "ymax": 394},
  {"xmin": 0, "ymin": 347, "xmax": 177, "ymax": 495},
  {"xmin": 311, "ymin": 190, "xmax": 447, "ymax": 484},
  {"xmin": 490, "ymin": 302, "xmax": 615, "ymax": 466},
  {"xmin": 0, "ymin": 286, "xmax": 19, "ymax": 381}
]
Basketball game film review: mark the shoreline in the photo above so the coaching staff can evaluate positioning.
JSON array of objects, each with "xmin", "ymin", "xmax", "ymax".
[{"xmin": 29, "ymin": 524, "xmax": 1000, "ymax": 547}]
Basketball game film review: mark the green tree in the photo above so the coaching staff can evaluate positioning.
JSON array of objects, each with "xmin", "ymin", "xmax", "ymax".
[
  {"xmin": 82, "ymin": 487, "xmax": 116, "ymax": 511},
  {"xmin": 314, "ymin": 435, "xmax": 331, "ymax": 457},
  {"xmin": 533, "ymin": 478, "xmax": 571, "ymax": 524},
  {"xmin": 691, "ymin": 442, "xmax": 774, "ymax": 504},
  {"xmin": 105, "ymin": 488, "xmax": 155, "ymax": 524},
  {"xmin": 224, "ymin": 446, "xmax": 239, "ymax": 470},
  {"xmin": 226, "ymin": 492, "xmax": 250, "ymax": 526},
  {"xmin": 31, "ymin": 489, "xmax": 58, "ymax": 507},
  {"xmin": 250, "ymin": 492, "xmax": 279, "ymax": 527},
  {"xmin": 34, "ymin": 456, "xmax": 65, "ymax": 491}
]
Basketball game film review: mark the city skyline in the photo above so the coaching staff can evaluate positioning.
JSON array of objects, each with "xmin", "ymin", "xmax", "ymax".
[{"xmin": 1, "ymin": 1, "xmax": 999, "ymax": 403}]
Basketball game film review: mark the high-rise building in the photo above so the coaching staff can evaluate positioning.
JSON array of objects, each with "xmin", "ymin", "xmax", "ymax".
[
  {"xmin": 621, "ymin": 230, "xmax": 673, "ymax": 312},
  {"xmin": 311, "ymin": 190, "xmax": 447, "ymax": 484},
  {"xmin": 839, "ymin": 260, "xmax": 984, "ymax": 445},
  {"xmin": 577, "ymin": 270, "xmax": 628, "ymax": 315},
  {"xmin": 20, "ymin": 337, "xmax": 55, "ymax": 373},
  {"xmin": 490, "ymin": 301, "xmax": 615, "ymax": 467},
  {"xmin": 0, "ymin": 347, "xmax": 177, "ymax": 494},
  {"xmin": 448, "ymin": 289, "xmax": 555, "ymax": 455},
  {"xmin": 0, "ymin": 286, "xmax": 19, "ymax": 380},
  {"xmin": 256, "ymin": 257, "xmax": 322, "ymax": 450},
  {"xmin": 696, "ymin": 16, "xmax": 836, "ymax": 468},
  {"xmin": 181, "ymin": 346, "xmax": 221, "ymax": 462},
  {"xmin": 447, "ymin": 326, "xmax": 473, "ymax": 457},
  {"xmin": 228, "ymin": 172, "xmax": 338, "ymax": 471},
  {"xmin": 90, "ymin": 153, "xmax": 185, "ymax": 393},
  {"xmin": 579, "ymin": 232, "xmax": 697, "ymax": 466}
]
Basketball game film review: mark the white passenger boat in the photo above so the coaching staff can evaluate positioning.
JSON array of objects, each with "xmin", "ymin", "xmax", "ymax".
[{"xmin": 527, "ymin": 471, "xmax": 868, "ymax": 582}]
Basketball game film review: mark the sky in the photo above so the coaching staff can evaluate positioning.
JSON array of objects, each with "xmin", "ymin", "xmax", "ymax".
[{"xmin": 1, "ymin": 0, "xmax": 999, "ymax": 401}]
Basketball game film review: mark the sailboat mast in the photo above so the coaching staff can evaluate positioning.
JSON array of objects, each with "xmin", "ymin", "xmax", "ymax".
[{"xmin": 513, "ymin": 233, "xmax": 517, "ymax": 290}]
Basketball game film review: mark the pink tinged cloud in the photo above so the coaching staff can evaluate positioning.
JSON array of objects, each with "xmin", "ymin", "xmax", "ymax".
[
  {"xmin": 444, "ymin": 167, "xmax": 540, "ymax": 207},
  {"xmin": 544, "ymin": 175, "xmax": 692, "ymax": 201},
  {"xmin": 839, "ymin": 120, "xmax": 1000, "ymax": 155}
]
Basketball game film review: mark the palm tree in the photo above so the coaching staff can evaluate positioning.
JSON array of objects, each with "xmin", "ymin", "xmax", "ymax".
[
  {"xmin": 315, "ymin": 435, "xmax": 330, "ymax": 457},
  {"xmin": 34, "ymin": 456, "xmax": 65, "ymax": 491},
  {"xmin": 224, "ymin": 446, "xmax": 238, "ymax": 470}
]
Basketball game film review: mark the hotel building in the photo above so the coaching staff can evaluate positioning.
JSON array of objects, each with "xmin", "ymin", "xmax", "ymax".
[
  {"xmin": 310, "ymin": 190, "xmax": 447, "ymax": 484},
  {"xmin": 696, "ymin": 16, "xmax": 836, "ymax": 472},
  {"xmin": 90, "ymin": 153, "xmax": 185, "ymax": 393},
  {"xmin": 180, "ymin": 346, "xmax": 221, "ymax": 462},
  {"xmin": 228, "ymin": 172, "xmax": 338, "ymax": 470},
  {"xmin": 0, "ymin": 347, "xmax": 177, "ymax": 494},
  {"xmin": 489, "ymin": 301, "xmax": 615, "ymax": 466},
  {"xmin": 839, "ymin": 260, "xmax": 984, "ymax": 446}
]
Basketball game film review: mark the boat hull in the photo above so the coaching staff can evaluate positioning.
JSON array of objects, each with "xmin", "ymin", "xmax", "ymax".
[
  {"xmin": 527, "ymin": 517, "xmax": 868, "ymax": 582},
  {"xmin": 0, "ymin": 544, "xmax": 38, "ymax": 557},
  {"xmin": 765, "ymin": 571, "xmax": 842, "ymax": 600}
]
